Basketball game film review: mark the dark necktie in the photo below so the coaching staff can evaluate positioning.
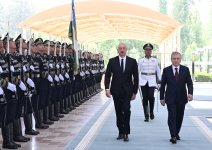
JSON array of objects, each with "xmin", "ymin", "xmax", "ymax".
[
  {"xmin": 121, "ymin": 59, "xmax": 124, "ymax": 72},
  {"xmin": 175, "ymin": 68, "xmax": 179, "ymax": 81}
]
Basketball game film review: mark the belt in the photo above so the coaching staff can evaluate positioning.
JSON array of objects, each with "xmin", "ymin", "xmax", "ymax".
[
  {"xmin": 35, "ymin": 74, "xmax": 40, "ymax": 78},
  {"xmin": 141, "ymin": 72, "xmax": 155, "ymax": 75}
]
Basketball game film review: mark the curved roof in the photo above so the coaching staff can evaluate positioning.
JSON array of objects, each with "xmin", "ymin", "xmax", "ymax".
[{"xmin": 19, "ymin": 0, "xmax": 182, "ymax": 44}]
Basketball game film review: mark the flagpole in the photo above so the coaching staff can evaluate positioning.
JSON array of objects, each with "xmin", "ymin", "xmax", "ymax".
[{"xmin": 69, "ymin": 0, "xmax": 79, "ymax": 73}]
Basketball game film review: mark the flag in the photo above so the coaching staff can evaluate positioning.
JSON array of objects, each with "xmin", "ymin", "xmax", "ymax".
[{"xmin": 68, "ymin": 0, "xmax": 79, "ymax": 72}]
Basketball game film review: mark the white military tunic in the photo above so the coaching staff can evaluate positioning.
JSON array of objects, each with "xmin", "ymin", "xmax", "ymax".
[{"xmin": 138, "ymin": 57, "xmax": 161, "ymax": 87}]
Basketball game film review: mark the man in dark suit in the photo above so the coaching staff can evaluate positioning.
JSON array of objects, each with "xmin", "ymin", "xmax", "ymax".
[
  {"xmin": 160, "ymin": 51, "xmax": 193, "ymax": 144},
  {"xmin": 104, "ymin": 43, "xmax": 138, "ymax": 142}
]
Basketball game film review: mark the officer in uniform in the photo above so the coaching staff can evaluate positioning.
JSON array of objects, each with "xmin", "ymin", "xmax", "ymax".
[{"xmin": 138, "ymin": 43, "xmax": 161, "ymax": 122}]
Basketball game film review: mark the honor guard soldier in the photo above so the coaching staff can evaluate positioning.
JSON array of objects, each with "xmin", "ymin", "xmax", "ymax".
[
  {"xmin": 1, "ymin": 35, "xmax": 21, "ymax": 149},
  {"xmin": 11, "ymin": 34, "xmax": 31, "ymax": 143},
  {"xmin": 67, "ymin": 44, "xmax": 78, "ymax": 108},
  {"xmin": 40, "ymin": 41, "xmax": 54, "ymax": 126},
  {"xmin": 62, "ymin": 43, "xmax": 75, "ymax": 111},
  {"xmin": 15, "ymin": 35, "xmax": 40, "ymax": 136},
  {"xmin": 44, "ymin": 40, "xmax": 60, "ymax": 122},
  {"xmin": 138, "ymin": 43, "xmax": 161, "ymax": 122},
  {"xmin": 55, "ymin": 42, "xmax": 69, "ymax": 114},
  {"xmin": 1, "ymin": 33, "xmax": 24, "ymax": 149},
  {"xmin": 99, "ymin": 53, "xmax": 105, "ymax": 89},
  {"xmin": 33, "ymin": 38, "xmax": 50, "ymax": 129}
]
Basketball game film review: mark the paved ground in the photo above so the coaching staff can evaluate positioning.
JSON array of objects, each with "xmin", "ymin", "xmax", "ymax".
[
  {"xmin": 66, "ymin": 82, "xmax": 212, "ymax": 150},
  {"xmin": 1, "ymin": 82, "xmax": 212, "ymax": 150}
]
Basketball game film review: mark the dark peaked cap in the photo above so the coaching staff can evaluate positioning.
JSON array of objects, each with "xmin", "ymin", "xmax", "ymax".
[
  {"xmin": 43, "ymin": 40, "xmax": 50, "ymax": 46},
  {"xmin": 143, "ymin": 43, "xmax": 153, "ymax": 50},
  {"xmin": 34, "ymin": 38, "xmax": 43, "ymax": 45}
]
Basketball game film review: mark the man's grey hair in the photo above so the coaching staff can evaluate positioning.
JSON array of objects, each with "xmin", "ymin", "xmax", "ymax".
[
  {"xmin": 117, "ymin": 42, "xmax": 128, "ymax": 50},
  {"xmin": 171, "ymin": 51, "xmax": 182, "ymax": 58}
]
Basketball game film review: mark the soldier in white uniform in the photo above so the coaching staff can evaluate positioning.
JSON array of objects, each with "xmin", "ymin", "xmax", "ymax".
[{"xmin": 138, "ymin": 43, "xmax": 161, "ymax": 122}]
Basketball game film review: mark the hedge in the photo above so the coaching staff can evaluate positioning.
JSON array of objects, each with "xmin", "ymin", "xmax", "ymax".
[{"xmin": 195, "ymin": 72, "xmax": 212, "ymax": 82}]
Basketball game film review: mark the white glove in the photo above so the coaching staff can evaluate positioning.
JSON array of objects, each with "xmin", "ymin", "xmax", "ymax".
[
  {"xmin": 56, "ymin": 64, "xmax": 60, "ymax": 69},
  {"xmin": 47, "ymin": 75, "xmax": 53, "ymax": 82},
  {"xmin": 80, "ymin": 71, "xmax": 85, "ymax": 77},
  {"xmin": 27, "ymin": 78, "xmax": 35, "ymax": 88},
  {"xmin": 28, "ymin": 93, "xmax": 33, "ymax": 97},
  {"xmin": 54, "ymin": 75, "xmax": 59, "ymax": 82},
  {"xmin": 23, "ymin": 66, "xmax": 27, "ymax": 72},
  {"xmin": 0, "ymin": 66, "xmax": 3, "ymax": 73},
  {"xmin": 85, "ymin": 71, "xmax": 90, "ymax": 74},
  {"xmin": 65, "ymin": 73, "xmax": 70, "ymax": 79},
  {"xmin": 59, "ymin": 74, "xmax": 64, "ymax": 81},
  {"xmin": 66, "ymin": 63, "xmax": 69, "ymax": 67},
  {"xmin": 10, "ymin": 66, "xmax": 15, "ymax": 72},
  {"xmin": 100, "ymin": 68, "xmax": 105, "ymax": 73},
  {"xmin": 91, "ymin": 70, "xmax": 95, "ymax": 74},
  {"xmin": 49, "ymin": 63, "xmax": 53, "ymax": 68},
  {"xmin": 73, "ymin": 76, "xmax": 75, "ymax": 80},
  {"xmin": 157, "ymin": 84, "xmax": 161, "ymax": 90},
  {"xmin": 30, "ymin": 65, "xmax": 35, "ymax": 71},
  {"xmin": 0, "ymin": 87, "xmax": 4, "ymax": 95},
  {"xmin": 19, "ymin": 81, "xmax": 27, "ymax": 91},
  {"xmin": 7, "ymin": 82, "xmax": 16, "ymax": 92},
  {"xmin": 61, "ymin": 64, "xmax": 64, "ymax": 68}
]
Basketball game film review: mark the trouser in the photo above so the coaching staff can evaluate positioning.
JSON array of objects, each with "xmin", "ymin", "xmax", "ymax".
[
  {"xmin": 167, "ymin": 103, "xmax": 185, "ymax": 137},
  {"xmin": 141, "ymin": 82, "xmax": 155, "ymax": 119},
  {"xmin": 112, "ymin": 89, "xmax": 131, "ymax": 135}
]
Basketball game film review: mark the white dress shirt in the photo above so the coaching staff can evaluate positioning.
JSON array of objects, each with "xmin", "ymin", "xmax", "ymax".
[{"xmin": 172, "ymin": 65, "xmax": 180, "ymax": 75}]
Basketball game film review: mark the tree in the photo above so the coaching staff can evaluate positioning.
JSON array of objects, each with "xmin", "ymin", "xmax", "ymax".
[
  {"xmin": 0, "ymin": 0, "xmax": 36, "ymax": 37},
  {"xmin": 172, "ymin": 0, "xmax": 205, "ymax": 57},
  {"xmin": 159, "ymin": 0, "xmax": 168, "ymax": 14}
]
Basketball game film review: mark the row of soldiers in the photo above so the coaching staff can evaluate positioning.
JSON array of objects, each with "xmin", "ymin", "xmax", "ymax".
[{"xmin": 0, "ymin": 34, "xmax": 105, "ymax": 149}]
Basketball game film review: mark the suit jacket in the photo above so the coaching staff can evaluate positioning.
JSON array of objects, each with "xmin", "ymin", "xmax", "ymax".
[
  {"xmin": 160, "ymin": 65, "xmax": 193, "ymax": 104},
  {"xmin": 104, "ymin": 56, "xmax": 138, "ymax": 98}
]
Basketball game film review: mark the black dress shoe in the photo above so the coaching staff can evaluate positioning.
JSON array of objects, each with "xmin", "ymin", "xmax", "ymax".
[
  {"xmin": 12, "ymin": 142, "xmax": 21, "ymax": 148},
  {"xmin": 144, "ymin": 118, "xmax": 149, "ymax": 122},
  {"xmin": 116, "ymin": 134, "xmax": 124, "ymax": 140},
  {"xmin": 170, "ymin": 137, "xmax": 177, "ymax": 144},
  {"xmin": 49, "ymin": 116, "xmax": 60, "ymax": 121},
  {"xmin": 36, "ymin": 123, "xmax": 49, "ymax": 129},
  {"xmin": 123, "ymin": 134, "xmax": 129, "ymax": 142},
  {"xmin": 176, "ymin": 135, "xmax": 181, "ymax": 140},
  {"xmin": 60, "ymin": 110, "xmax": 69, "ymax": 114},
  {"xmin": 25, "ymin": 129, "xmax": 40, "ymax": 135},
  {"xmin": 65, "ymin": 108, "xmax": 71, "ymax": 112},
  {"xmin": 3, "ymin": 142, "xmax": 18, "ymax": 149},
  {"xmin": 14, "ymin": 136, "xmax": 30, "ymax": 142},
  {"xmin": 150, "ymin": 113, "xmax": 155, "ymax": 120},
  {"xmin": 55, "ymin": 113, "xmax": 64, "ymax": 118},
  {"xmin": 43, "ymin": 120, "xmax": 54, "ymax": 125}
]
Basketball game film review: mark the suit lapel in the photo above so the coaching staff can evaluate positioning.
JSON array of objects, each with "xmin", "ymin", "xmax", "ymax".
[
  {"xmin": 169, "ymin": 65, "xmax": 175, "ymax": 79},
  {"xmin": 115, "ymin": 56, "xmax": 122, "ymax": 73},
  {"xmin": 178, "ymin": 65, "xmax": 183, "ymax": 81},
  {"xmin": 124, "ymin": 56, "xmax": 128, "ymax": 73}
]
